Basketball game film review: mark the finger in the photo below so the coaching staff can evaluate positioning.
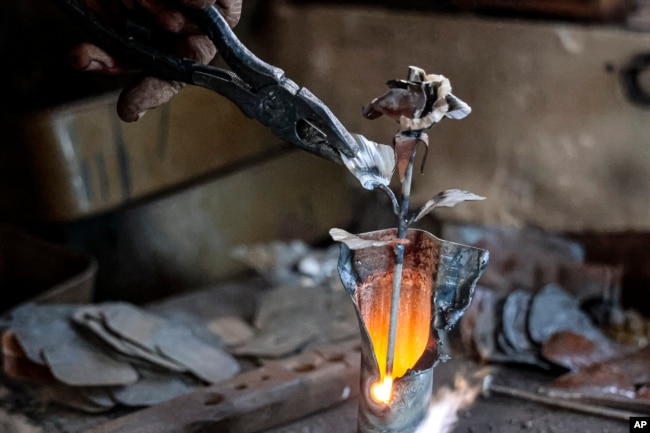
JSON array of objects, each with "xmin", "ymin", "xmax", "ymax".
[
  {"xmin": 69, "ymin": 43, "xmax": 122, "ymax": 73},
  {"xmin": 215, "ymin": 0, "xmax": 242, "ymax": 27},
  {"xmin": 175, "ymin": 34, "xmax": 216, "ymax": 63},
  {"xmin": 180, "ymin": 0, "xmax": 242, "ymax": 28},
  {"xmin": 148, "ymin": 2, "xmax": 203, "ymax": 34},
  {"xmin": 132, "ymin": 0, "xmax": 191, "ymax": 34},
  {"xmin": 180, "ymin": 0, "xmax": 215, "ymax": 8},
  {"xmin": 156, "ymin": 8, "xmax": 191, "ymax": 33},
  {"xmin": 117, "ymin": 77, "xmax": 183, "ymax": 121}
]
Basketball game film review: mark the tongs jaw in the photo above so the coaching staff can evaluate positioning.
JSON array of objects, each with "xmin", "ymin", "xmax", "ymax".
[{"xmin": 52, "ymin": 0, "xmax": 359, "ymax": 162}]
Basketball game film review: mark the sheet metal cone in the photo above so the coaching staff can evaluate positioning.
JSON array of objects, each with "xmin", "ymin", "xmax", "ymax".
[{"xmin": 337, "ymin": 228, "xmax": 488, "ymax": 433}]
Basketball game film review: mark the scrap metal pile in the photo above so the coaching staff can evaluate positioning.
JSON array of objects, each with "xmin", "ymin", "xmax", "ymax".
[
  {"xmin": 448, "ymin": 223, "xmax": 650, "ymax": 412},
  {"xmin": 0, "ymin": 241, "xmax": 359, "ymax": 415},
  {"xmin": 2, "ymin": 303, "xmax": 240, "ymax": 412}
]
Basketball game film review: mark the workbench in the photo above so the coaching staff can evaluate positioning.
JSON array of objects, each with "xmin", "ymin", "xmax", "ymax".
[{"xmin": 0, "ymin": 278, "xmax": 629, "ymax": 433}]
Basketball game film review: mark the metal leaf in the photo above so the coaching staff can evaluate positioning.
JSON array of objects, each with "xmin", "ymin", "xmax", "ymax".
[
  {"xmin": 413, "ymin": 189, "xmax": 485, "ymax": 222},
  {"xmin": 341, "ymin": 134, "xmax": 395, "ymax": 190},
  {"xmin": 329, "ymin": 228, "xmax": 409, "ymax": 250}
]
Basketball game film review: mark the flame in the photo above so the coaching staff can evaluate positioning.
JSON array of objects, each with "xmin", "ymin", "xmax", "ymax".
[
  {"xmin": 370, "ymin": 376, "xmax": 393, "ymax": 404},
  {"xmin": 359, "ymin": 269, "xmax": 432, "ymax": 381}
]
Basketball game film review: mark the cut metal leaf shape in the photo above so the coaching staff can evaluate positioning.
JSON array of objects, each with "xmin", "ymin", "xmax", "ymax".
[
  {"xmin": 413, "ymin": 189, "xmax": 485, "ymax": 222},
  {"xmin": 341, "ymin": 134, "xmax": 395, "ymax": 190},
  {"xmin": 329, "ymin": 228, "xmax": 409, "ymax": 250}
]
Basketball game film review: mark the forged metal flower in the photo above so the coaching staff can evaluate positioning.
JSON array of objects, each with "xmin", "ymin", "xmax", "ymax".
[
  {"xmin": 340, "ymin": 66, "xmax": 481, "ymax": 223},
  {"xmin": 362, "ymin": 66, "xmax": 471, "ymax": 132}
]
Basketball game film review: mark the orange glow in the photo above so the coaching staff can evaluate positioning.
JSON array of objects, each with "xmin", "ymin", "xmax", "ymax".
[
  {"xmin": 358, "ymin": 269, "xmax": 432, "ymax": 381},
  {"xmin": 371, "ymin": 376, "xmax": 393, "ymax": 404}
]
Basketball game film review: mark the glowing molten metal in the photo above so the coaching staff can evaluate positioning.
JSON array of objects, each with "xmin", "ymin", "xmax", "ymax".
[
  {"xmin": 359, "ymin": 268, "xmax": 433, "ymax": 403},
  {"xmin": 370, "ymin": 376, "xmax": 393, "ymax": 404}
]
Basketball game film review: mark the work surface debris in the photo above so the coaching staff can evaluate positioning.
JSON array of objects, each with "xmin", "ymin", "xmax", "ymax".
[
  {"xmin": 0, "ymin": 224, "xmax": 648, "ymax": 432},
  {"xmin": 3, "ymin": 302, "xmax": 239, "ymax": 412}
]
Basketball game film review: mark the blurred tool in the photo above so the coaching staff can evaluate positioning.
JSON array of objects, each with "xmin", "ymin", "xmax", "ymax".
[{"xmin": 481, "ymin": 374, "xmax": 644, "ymax": 421}]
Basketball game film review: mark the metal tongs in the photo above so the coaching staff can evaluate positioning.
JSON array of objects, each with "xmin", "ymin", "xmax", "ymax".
[{"xmin": 51, "ymin": 0, "xmax": 359, "ymax": 163}]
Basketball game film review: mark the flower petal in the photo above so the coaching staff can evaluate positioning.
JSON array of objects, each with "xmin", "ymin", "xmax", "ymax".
[
  {"xmin": 445, "ymin": 94, "xmax": 472, "ymax": 120},
  {"xmin": 361, "ymin": 88, "xmax": 419, "ymax": 121}
]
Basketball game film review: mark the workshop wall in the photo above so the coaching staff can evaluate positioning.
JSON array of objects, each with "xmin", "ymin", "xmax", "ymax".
[
  {"xmin": 268, "ymin": 2, "xmax": 650, "ymax": 233},
  {"xmin": 4, "ymin": 0, "xmax": 650, "ymax": 302}
]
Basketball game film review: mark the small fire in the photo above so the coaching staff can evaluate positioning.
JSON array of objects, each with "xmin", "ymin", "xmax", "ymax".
[
  {"xmin": 414, "ymin": 371, "xmax": 488, "ymax": 433},
  {"xmin": 370, "ymin": 376, "xmax": 393, "ymax": 404}
]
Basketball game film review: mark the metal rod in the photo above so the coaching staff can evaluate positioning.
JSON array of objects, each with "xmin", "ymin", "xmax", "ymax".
[
  {"xmin": 483, "ymin": 376, "xmax": 644, "ymax": 421},
  {"xmin": 385, "ymin": 149, "xmax": 416, "ymax": 384}
]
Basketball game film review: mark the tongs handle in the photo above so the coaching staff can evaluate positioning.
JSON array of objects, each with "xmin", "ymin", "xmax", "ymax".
[
  {"xmin": 188, "ymin": 6, "xmax": 285, "ymax": 90},
  {"xmin": 53, "ymin": 0, "xmax": 282, "ymax": 90}
]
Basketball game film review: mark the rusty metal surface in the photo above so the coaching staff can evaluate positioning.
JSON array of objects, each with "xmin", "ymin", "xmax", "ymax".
[{"xmin": 337, "ymin": 228, "xmax": 487, "ymax": 433}]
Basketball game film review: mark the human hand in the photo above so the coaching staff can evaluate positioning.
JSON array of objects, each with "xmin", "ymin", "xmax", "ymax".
[{"xmin": 69, "ymin": 0, "xmax": 243, "ymax": 122}]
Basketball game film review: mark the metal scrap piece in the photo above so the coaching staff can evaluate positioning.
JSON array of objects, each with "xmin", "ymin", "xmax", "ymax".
[
  {"xmin": 80, "ymin": 387, "xmax": 117, "ymax": 409},
  {"xmin": 471, "ymin": 289, "xmax": 510, "ymax": 363},
  {"xmin": 528, "ymin": 284, "xmax": 604, "ymax": 344},
  {"xmin": 110, "ymin": 369, "xmax": 193, "ymax": 407},
  {"xmin": 542, "ymin": 331, "xmax": 632, "ymax": 372},
  {"xmin": 501, "ymin": 290, "xmax": 535, "ymax": 353},
  {"xmin": 10, "ymin": 304, "xmax": 79, "ymax": 365},
  {"xmin": 254, "ymin": 286, "xmax": 326, "ymax": 331},
  {"xmin": 155, "ymin": 326, "xmax": 240, "ymax": 384},
  {"xmin": 44, "ymin": 386, "xmax": 116, "ymax": 413},
  {"xmin": 208, "ymin": 316, "xmax": 256, "ymax": 347},
  {"xmin": 42, "ymin": 343, "xmax": 138, "ymax": 387},
  {"xmin": 73, "ymin": 306, "xmax": 187, "ymax": 372},
  {"xmin": 497, "ymin": 291, "xmax": 550, "ymax": 368},
  {"xmin": 76, "ymin": 303, "xmax": 240, "ymax": 383},
  {"xmin": 99, "ymin": 303, "xmax": 165, "ymax": 350},
  {"xmin": 10, "ymin": 304, "xmax": 139, "ymax": 387},
  {"xmin": 234, "ymin": 322, "xmax": 321, "ymax": 358},
  {"xmin": 235, "ymin": 285, "xmax": 359, "ymax": 358},
  {"xmin": 441, "ymin": 224, "xmax": 585, "ymax": 293},
  {"xmin": 551, "ymin": 347, "xmax": 650, "ymax": 401}
]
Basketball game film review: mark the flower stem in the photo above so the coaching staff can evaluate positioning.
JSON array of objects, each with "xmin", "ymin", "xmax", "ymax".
[{"xmin": 384, "ymin": 146, "xmax": 416, "ymax": 383}]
